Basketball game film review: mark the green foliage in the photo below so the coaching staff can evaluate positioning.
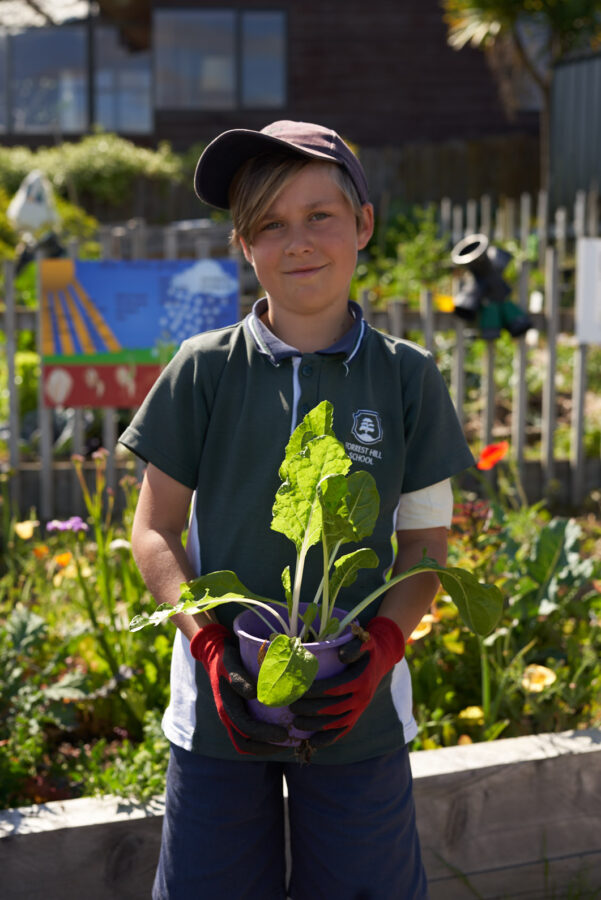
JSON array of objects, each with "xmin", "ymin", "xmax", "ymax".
[
  {"xmin": 353, "ymin": 205, "xmax": 450, "ymax": 307},
  {"xmin": 442, "ymin": 0, "xmax": 601, "ymax": 59},
  {"xmin": 0, "ymin": 134, "xmax": 183, "ymax": 209},
  {"xmin": 409, "ymin": 483, "xmax": 601, "ymax": 750},
  {"xmin": 0, "ymin": 460, "xmax": 171, "ymax": 807}
]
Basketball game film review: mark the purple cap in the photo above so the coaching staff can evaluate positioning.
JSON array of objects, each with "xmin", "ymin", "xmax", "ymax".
[{"xmin": 194, "ymin": 120, "xmax": 369, "ymax": 209}]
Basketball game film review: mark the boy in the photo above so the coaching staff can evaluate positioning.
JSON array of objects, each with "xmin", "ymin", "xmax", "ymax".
[{"xmin": 119, "ymin": 120, "xmax": 474, "ymax": 899}]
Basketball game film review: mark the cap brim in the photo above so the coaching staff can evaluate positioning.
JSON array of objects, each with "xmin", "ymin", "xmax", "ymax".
[{"xmin": 194, "ymin": 129, "xmax": 342, "ymax": 210}]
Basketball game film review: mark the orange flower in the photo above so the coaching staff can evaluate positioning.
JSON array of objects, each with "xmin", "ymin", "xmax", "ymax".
[
  {"xmin": 477, "ymin": 441, "xmax": 509, "ymax": 471},
  {"xmin": 33, "ymin": 544, "xmax": 50, "ymax": 559},
  {"xmin": 54, "ymin": 551, "xmax": 72, "ymax": 569}
]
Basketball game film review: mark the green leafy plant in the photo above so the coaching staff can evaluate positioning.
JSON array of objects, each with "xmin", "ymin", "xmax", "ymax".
[{"xmin": 130, "ymin": 401, "xmax": 503, "ymax": 708}]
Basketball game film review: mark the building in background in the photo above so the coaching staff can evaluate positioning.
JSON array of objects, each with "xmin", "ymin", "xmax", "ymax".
[{"xmin": 0, "ymin": 0, "xmax": 541, "ymax": 201}]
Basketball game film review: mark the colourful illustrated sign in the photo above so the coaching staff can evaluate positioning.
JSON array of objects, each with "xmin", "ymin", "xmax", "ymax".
[{"xmin": 40, "ymin": 258, "xmax": 239, "ymax": 407}]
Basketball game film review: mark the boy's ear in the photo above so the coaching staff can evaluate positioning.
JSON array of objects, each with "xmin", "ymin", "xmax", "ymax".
[
  {"xmin": 239, "ymin": 237, "xmax": 254, "ymax": 265},
  {"xmin": 357, "ymin": 203, "xmax": 375, "ymax": 250}
]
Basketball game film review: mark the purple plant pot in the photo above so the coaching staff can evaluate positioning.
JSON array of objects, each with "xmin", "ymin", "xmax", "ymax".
[{"xmin": 233, "ymin": 603, "xmax": 354, "ymax": 745}]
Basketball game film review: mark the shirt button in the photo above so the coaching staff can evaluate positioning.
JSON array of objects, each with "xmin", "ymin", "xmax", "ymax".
[{"xmin": 301, "ymin": 364, "xmax": 313, "ymax": 377}]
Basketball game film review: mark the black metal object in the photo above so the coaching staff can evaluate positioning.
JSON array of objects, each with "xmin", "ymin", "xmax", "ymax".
[{"xmin": 451, "ymin": 233, "xmax": 532, "ymax": 340}]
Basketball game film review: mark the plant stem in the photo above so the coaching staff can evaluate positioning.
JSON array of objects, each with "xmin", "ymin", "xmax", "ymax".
[{"xmin": 479, "ymin": 636, "xmax": 491, "ymax": 725}]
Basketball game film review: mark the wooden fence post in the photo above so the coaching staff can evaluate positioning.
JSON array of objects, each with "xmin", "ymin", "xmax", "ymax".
[
  {"xmin": 420, "ymin": 289, "xmax": 434, "ymax": 354},
  {"xmin": 482, "ymin": 341, "xmax": 496, "ymax": 447},
  {"xmin": 451, "ymin": 317, "xmax": 466, "ymax": 426},
  {"xmin": 537, "ymin": 190, "xmax": 548, "ymax": 269},
  {"xmin": 36, "ymin": 252, "xmax": 53, "ymax": 521},
  {"xmin": 480, "ymin": 195, "xmax": 492, "ymax": 238},
  {"xmin": 512, "ymin": 262, "xmax": 530, "ymax": 476},
  {"xmin": 570, "ymin": 344, "xmax": 588, "ymax": 507},
  {"xmin": 541, "ymin": 248, "xmax": 559, "ymax": 495},
  {"xmin": 4, "ymin": 259, "xmax": 20, "ymax": 515}
]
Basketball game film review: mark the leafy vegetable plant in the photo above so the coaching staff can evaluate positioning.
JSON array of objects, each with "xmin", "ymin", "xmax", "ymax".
[{"xmin": 130, "ymin": 401, "xmax": 503, "ymax": 706}]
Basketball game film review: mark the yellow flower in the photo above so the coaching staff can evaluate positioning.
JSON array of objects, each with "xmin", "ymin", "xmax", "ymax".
[
  {"xmin": 54, "ymin": 551, "xmax": 72, "ymax": 569},
  {"xmin": 15, "ymin": 520, "xmax": 39, "ymax": 540},
  {"xmin": 457, "ymin": 734, "xmax": 473, "ymax": 745},
  {"xmin": 33, "ymin": 544, "xmax": 50, "ymax": 559},
  {"xmin": 409, "ymin": 614, "xmax": 436, "ymax": 643},
  {"xmin": 435, "ymin": 293, "xmax": 455, "ymax": 313},
  {"xmin": 521, "ymin": 664, "xmax": 556, "ymax": 693},
  {"xmin": 458, "ymin": 706, "xmax": 485, "ymax": 725}
]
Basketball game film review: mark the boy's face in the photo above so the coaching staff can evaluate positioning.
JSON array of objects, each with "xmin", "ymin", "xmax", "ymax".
[{"xmin": 240, "ymin": 163, "xmax": 373, "ymax": 332}]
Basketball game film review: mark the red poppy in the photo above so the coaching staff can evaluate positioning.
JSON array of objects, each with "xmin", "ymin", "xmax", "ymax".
[{"xmin": 477, "ymin": 441, "xmax": 509, "ymax": 471}]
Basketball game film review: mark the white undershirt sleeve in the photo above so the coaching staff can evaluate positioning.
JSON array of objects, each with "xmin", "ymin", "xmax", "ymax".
[{"xmin": 395, "ymin": 478, "xmax": 454, "ymax": 530}]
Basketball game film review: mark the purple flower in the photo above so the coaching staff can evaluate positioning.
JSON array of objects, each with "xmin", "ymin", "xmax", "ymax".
[{"xmin": 47, "ymin": 516, "xmax": 89, "ymax": 533}]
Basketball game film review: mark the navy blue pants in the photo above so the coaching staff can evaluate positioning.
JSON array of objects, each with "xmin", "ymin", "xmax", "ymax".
[{"xmin": 153, "ymin": 743, "xmax": 428, "ymax": 900}]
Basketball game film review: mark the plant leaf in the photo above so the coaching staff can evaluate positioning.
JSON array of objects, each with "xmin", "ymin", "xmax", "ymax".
[
  {"xmin": 329, "ymin": 548, "xmax": 380, "ymax": 602},
  {"xmin": 128, "ymin": 572, "xmax": 276, "ymax": 632},
  {"xmin": 438, "ymin": 567, "xmax": 503, "ymax": 636},
  {"xmin": 281, "ymin": 565, "xmax": 292, "ymax": 611},
  {"xmin": 280, "ymin": 400, "xmax": 335, "ymax": 477},
  {"xmin": 319, "ymin": 470, "xmax": 379, "ymax": 547},
  {"xmin": 257, "ymin": 634, "xmax": 319, "ymax": 706},
  {"xmin": 301, "ymin": 603, "xmax": 318, "ymax": 628},
  {"xmin": 271, "ymin": 435, "xmax": 350, "ymax": 552}
]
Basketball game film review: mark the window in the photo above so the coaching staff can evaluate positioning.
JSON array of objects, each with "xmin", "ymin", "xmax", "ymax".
[
  {"xmin": 154, "ymin": 9, "xmax": 286, "ymax": 110},
  {"xmin": 11, "ymin": 26, "xmax": 87, "ymax": 132},
  {"xmin": 94, "ymin": 25, "xmax": 152, "ymax": 133},
  {"xmin": 242, "ymin": 12, "xmax": 286, "ymax": 108}
]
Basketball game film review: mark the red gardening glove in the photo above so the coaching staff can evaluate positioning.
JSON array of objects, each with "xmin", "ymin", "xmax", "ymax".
[
  {"xmin": 190, "ymin": 624, "xmax": 289, "ymax": 755},
  {"xmin": 290, "ymin": 616, "xmax": 405, "ymax": 747}
]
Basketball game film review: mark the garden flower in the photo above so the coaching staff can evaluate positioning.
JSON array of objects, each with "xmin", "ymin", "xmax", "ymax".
[
  {"xmin": 409, "ymin": 614, "xmax": 436, "ymax": 642},
  {"xmin": 458, "ymin": 706, "xmax": 485, "ymax": 725},
  {"xmin": 14, "ymin": 520, "xmax": 39, "ymax": 540},
  {"xmin": 476, "ymin": 441, "xmax": 509, "ymax": 470},
  {"xmin": 53, "ymin": 551, "xmax": 73, "ymax": 569},
  {"xmin": 109, "ymin": 538, "xmax": 131, "ymax": 552},
  {"xmin": 33, "ymin": 544, "xmax": 50, "ymax": 559},
  {"xmin": 47, "ymin": 516, "xmax": 89, "ymax": 533},
  {"xmin": 521, "ymin": 664, "xmax": 556, "ymax": 693}
]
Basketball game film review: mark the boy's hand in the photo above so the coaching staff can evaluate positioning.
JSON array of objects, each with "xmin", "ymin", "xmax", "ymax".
[
  {"xmin": 190, "ymin": 624, "xmax": 289, "ymax": 755},
  {"xmin": 289, "ymin": 616, "xmax": 405, "ymax": 747}
]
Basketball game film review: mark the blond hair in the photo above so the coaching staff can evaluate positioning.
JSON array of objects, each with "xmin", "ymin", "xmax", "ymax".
[{"xmin": 229, "ymin": 152, "xmax": 364, "ymax": 246}]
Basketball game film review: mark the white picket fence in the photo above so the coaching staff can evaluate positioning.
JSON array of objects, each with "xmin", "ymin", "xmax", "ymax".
[{"xmin": 1, "ymin": 216, "xmax": 600, "ymax": 520}]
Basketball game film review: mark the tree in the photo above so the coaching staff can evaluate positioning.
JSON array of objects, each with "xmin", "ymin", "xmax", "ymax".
[{"xmin": 441, "ymin": 0, "xmax": 601, "ymax": 190}]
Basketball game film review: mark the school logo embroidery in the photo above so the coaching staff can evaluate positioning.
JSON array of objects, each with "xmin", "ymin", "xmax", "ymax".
[{"xmin": 351, "ymin": 410, "xmax": 383, "ymax": 445}]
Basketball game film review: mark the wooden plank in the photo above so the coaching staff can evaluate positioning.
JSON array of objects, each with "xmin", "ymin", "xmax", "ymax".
[
  {"xmin": 570, "ymin": 343, "xmax": 588, "ymax": 507},
  {"xmin": 466, "ymin": 198, "xmax": 477, "ymax": 234},
  {"xmin": 587, "ymin": 184, "xmax": 599, "ymax": 237},
  {"xmin": 512, "ymin": 262, "xmax": 530, "ymax": 472},
  {"xmin": 440, "ymin": 197, "xmax": 452, "ymax": 240},
  {"xmin": 420, "ymin": 289, "xmax": 434, "ymax": 354},
  {"xmin": 541, "ymin": 248, "xmax": 559, "ymax": 492},
  {"xmin": 574, "ymin": 189, "xmax": 587, "ymax": 240},
  {"xmin": 2, "ymin": 731, "xmax": 600, "ymax": 900},
  {"xmin": 388, "ymin": 299, "xmax": 404, "ymax": 339},
  {"xmin": 451, "ymin": 317, "xmax": 465, "ymax": 425},
  {"xmin": 451, "ymin": 204, "xmax": 464, "ymax": 244},
  {"xmin": 4, "ymin": 259, "xmax": 21, "ymax": 515},
  {"xmin": 360, "ymin": 288, "xmax": 373, "ymax": 325},
  {"xmin": 480, "ymin": 194, "xmax": 492, "ymax": 238},
  {"xmin": 483, "ymin": 341, "xmax": 496, "ymax": 446},
  {"xmin": 536, "ymin": 189, "xmax": 548, "ymax": 269}
]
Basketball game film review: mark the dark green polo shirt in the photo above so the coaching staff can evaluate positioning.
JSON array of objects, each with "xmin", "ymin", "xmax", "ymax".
[{"xmin": 119, "ymin": 301, "xmax": 474, "ymax": 764}]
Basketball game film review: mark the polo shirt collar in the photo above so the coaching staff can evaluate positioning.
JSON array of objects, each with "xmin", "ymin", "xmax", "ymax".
[{"xmin": 244, "ymin": 297, "xmax": 366, "ymax": 366}]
